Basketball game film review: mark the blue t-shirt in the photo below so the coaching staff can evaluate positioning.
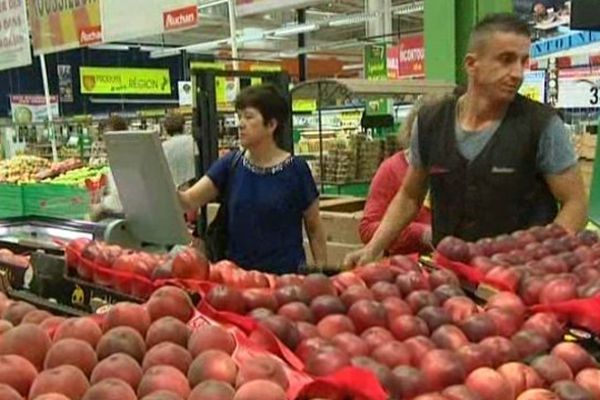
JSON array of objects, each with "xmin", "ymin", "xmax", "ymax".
[{"xmin": 207, "ymin": 151, "xmax": 318, "ymax": 274}]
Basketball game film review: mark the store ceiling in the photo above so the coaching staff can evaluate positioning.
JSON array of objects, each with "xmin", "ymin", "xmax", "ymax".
[{"xmin": 115, "ymin": 0, "xmax": 424, "ymax": 63}]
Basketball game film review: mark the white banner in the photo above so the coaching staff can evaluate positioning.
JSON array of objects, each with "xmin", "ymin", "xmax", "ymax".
[
  {"xmin": 0, "ymin": 0, "xmax": 31, "ymax": 71},
  {"xmin": 102, "ymin": 0, "xmax": 198, "ymax": 43},
  {"xmin": 10, "ymin": 95, "xmax": 59, "ymax": 124},
  {"xmin": 236, "ymin": 0, "xmax": 324, "ymax": 16},
  {"xmin": 519, "ymin": 71, "xmax": 546, "ymax": 103},
  {"xmin": 557, "ymin": 67, "xmax": 600, "ymax": 109},
  {"xmin": 178, "ymin": 81, "xmax": 192, "ymax": 107}
]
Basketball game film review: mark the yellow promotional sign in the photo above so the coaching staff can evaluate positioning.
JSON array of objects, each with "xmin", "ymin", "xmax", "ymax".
[
  {"xmin": 27, "ymin": 0, "xmax": 102, "ymax": 55},
  {"xmin": 80, "ymin": 67, "xmax": 172, "ymax": 95},
  {"xmin": 292, "ymin": 99, "xmax": 317, "ymax": 112}
]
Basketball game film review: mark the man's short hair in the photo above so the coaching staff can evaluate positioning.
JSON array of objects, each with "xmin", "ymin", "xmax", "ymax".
[
  {"xmin": 164, "ymin": 113, "xmax": 185, "ymax": 136},
  {"xmin": 234, "ymin": 84, "xmax": 289, "ymax": 142},
  {"xmin": 469, "ymin": 13, "xmax": 530, "ymax": 52}
]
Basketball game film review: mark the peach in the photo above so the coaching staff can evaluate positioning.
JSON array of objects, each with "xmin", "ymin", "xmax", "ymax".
[
  {"xmin": 0, "ymin": 383, "xmax": 22, "ymax": 400},
  {"xmin": 146, "ymin": 286, "xmax": 194, "ymax": 323},
  {"xmin": 39, "ymin": 317, "xmax": 66, "ymax": 337},
  {"xmin": 189, "ymin": 380, "xmax": 235, "ymax": 400},
  {"xmin": 516, "ymin": 389, "xmax": 559, "ymax": 399},
  {"xmin": 0, "ymin": 323, "xmax": 51, "ymax": 370},
  {"xmin": 53, "ymin": 318, "xmax": 102, "ymax": 348},
  {"xmin": 96, "ymin": 327, "xmax": 146, "ymax": 363},
  {"xmin": 142, "ymin": 343, "xmax": 192, "ymax": 374},
  {"xmin": 531, "ymin": 355, "xmax": 574, "ymax": 385},
  {"xmin": 145, "ymin": 317, "xmax": 190, "ymax": 349},
  {"xmin": 419, "ymin": 349, "xmax": 466, "ymax": 391},
  {"xmin": 551, "ymin": 342, "xmax": 597, "ymax": 374},
  {"xmin": 316, "ymin": 315, "xmax": 355, "ymax": 339},
  {"xmin": 498, "ymin": 362, "xmax": 544, "ymax": 396},
  {"xmin": 233, "ymin": 380, "xmax": 287, "ymax": 400},
  {"xmin": 371, "ymin": 341, "xmax": 411, "ymax": 369},
  {"xmin": 187, "ymin": 350, "xmax": 238, "ymax": 387},
  {"xmin": 140, "ymin": 391, "xmax": 184, "ymax": 400},
  {"xmin": 187, "ymin": 325, "xmax": 235, "ymax": 357},
  {"xmin": 465, "ymin": 367, "xmax": 514, "ymax": 400},
  {"xmin": 0, "ymin": 354, "xmax": 38, "ymax": 396},
  {"xmin": 137, "ymin": 365, "xmax": 190, "ymax": 399},
  {"xmin": 82, "ymin": 378, "xmax": 137, "ymax": 400},
  {"xmin": 235, "ymin": 354, "xmax": 288, "ymax": 390},
  {"xmin": 2, "ymin": 302, "xmax": 36, "ymax": 325},
  {"xmin": 103, "ymin": 303, "xmax": 151, "ymax": 336},
  {"xmin": 0, "ymin": 320, "xmax": 13, "ymax": 334},
  {"xmin": 90, "ymin": 353, "xmax": 142, "ymax": 390},
  {"xmin": 575, "ymin": 368, "xmax": 600, "ymax": 399},
  {"xmin": 331, "ymin": 333, "xmax": 369, "ymax": 358},
  {"xmin": 28, "ymin": 365, "xmax": 90, "ymax": 400},
  {"xmin": 44, "ymin": 339, "xmax": 98, "ymax": 377},
  {"xmin": 22, "ymin": 310, "xmax": 52, "ymax": 325}
]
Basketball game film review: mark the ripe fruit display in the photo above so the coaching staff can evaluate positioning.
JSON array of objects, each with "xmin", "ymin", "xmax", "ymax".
[
  {"xmin": 0, "ymin": 155, "xmax": 50, "ymax": 183},
  {"xmin": 436, "ymin": 225, "xmax": 600, "ymax": 307}
]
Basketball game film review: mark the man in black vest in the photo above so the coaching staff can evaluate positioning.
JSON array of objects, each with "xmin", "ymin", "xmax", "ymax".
[{"xmin": 344, "ymin": 13, "xmax": 587, "ymax": 268}]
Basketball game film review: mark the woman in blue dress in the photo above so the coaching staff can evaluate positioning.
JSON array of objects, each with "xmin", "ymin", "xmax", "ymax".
[{"xmin": 179, "ymin": 84, "xmax": 327, "ymax": 274}]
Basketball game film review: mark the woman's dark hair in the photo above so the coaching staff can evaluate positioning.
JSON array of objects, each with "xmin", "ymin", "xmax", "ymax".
[{"xmin": 234, "ymin": 84, "xmax": 290, "ymax": 144}]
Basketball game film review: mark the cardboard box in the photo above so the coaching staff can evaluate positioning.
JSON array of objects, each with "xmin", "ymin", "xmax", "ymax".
[
  {"xmin": 304, "ymin": 239, "xmax": 362, "ymax": 271},
  {"xmin": 319, "ymin": 198, "xmax": 365, "ymax": 244}
]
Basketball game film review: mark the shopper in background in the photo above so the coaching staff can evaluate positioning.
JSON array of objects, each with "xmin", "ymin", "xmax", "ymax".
[
  {"xmin": 359, "ymin": 97, "xmax": 435, "ymax": 256},
  {"xmin": 89, "ymin": 115, "xmax": 128, "ymax": 167},
  {"xmin": 161, "ymin": 112, "xmax": 197, "ymax": 189},
  {"xmin": 345, "ymin": 13, "xmax": 587, "ymax": 268},
  {"xmin": 179, "ymin": 84, "xmax": 327, "ymax": 274}
]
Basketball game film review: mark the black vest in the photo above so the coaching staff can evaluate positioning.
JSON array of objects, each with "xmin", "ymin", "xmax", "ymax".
[{"xmin": 418, "ymin": 94, "xmax": 558, "ymax": 244}]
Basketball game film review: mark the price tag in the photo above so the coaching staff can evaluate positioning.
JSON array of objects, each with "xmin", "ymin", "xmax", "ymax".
[{"xmin": 557, "ymin": 67, "xmax": 600, "ymax": 108}]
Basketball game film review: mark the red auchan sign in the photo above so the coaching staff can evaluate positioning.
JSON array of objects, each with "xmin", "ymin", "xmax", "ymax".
[
  {"xmin": 79, "ymin": 26, "xmax": 102, "ymax": 46},
  {"xmin": 398, "ymin": 34, "xmax": 425, "ymax": 78},
  {"xmin": 164, "ymin": 5, "xmax": 198, "ymax": 31}
]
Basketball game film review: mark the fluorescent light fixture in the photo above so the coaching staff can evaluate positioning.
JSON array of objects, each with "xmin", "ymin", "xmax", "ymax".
[
  {"xmin": 90, "ymin": 44, "xmax": 131, "ymax": 51},
  {"xmin": 186, "ymin": 38, "xmax": 231, "ymax": 53},
  {"xmin": 273, "ymin": 23, "xmax": 318, "ymax": 37},
  {"xmin": 321, "ymin": 40, "xmax": 364, "ymax": 50},
  {"xmin": 342, "ymin": 63, "xmax": 363, "ymax": 71},
  {"xmin": 198, "ymin": 0, "xmax": 228, "ymax": 10},
  {"xmin": 328, "ymin": 13, "xmax": 378, "ymax": 27},
  {"xmin": 393, "ymin": 0, "xmax": 424, "ymax": 15}
]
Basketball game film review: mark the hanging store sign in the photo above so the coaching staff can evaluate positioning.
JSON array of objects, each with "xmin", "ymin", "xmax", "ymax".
[
  {"xmin": 178, "ymin": 81, "xmax": 193, "ymax": 107},
  {"xmin": 531, "ymin": 30, "xmax": 600, "ymax": 60},
  {"xmin": 58, "ymin": 64, "xmax": 74, "ymax": 103},
  {"xmin": 236, "ymin": 0, "xmax": 324, "ymax": 17},
  {"xmin": 102, "ymin": 0, "xmax": 198, "ymax": 43},
  {"xmin": 519, "ymin": 70, "xmax": 546, "ymax": 103},
  {"xmin": 10, "ymin": 95, "xmax": 59, "ymax": 124},
  {"xmin": 557, "ymin": 67, "xmax": 600, "ymax": 109},
  {"xmin": 387, "ymin": 45, "xmax": 400, "ymax": 79},
  {"xmin": 79, "ymin": 67, "xmax": 172, "ymax": 95},
  {"xmin": 0, "ymin": 0, "xmax": 32, "ymax": 71},
  {"xmin": 27, "ymin": 0, "xmax": 102, "ymax": 54},
  {"xmin": 398, "ymin": 34, "xmax": 425, "ymax": 78},
  {"xmin": 365, "ymin": 44, "xmax": 387, "ymax": 80}
]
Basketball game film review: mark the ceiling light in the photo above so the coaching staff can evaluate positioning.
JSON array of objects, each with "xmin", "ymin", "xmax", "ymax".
[
  {"xmin": 328, "ymin": 13, "xmax": 378, "ymax": 27},
  {"xmin": 273, "ymin": 23, "xmax": 318, "ymax": 37},
  {"xmin": 197, "ymin": 0, "xmax": 228, "ymax": 10}
]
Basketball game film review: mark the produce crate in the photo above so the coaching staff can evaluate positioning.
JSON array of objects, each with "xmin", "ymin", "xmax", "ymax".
[
  {"xmin": 23, "ymin": 183, "xmax": 90, "ymax": 219},
  {"xmin": 0, "ymin": 184, "xmax": 24, "ymax": 219}
]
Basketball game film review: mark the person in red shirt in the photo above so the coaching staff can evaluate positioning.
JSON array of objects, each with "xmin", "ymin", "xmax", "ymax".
[{"xmin": 359, "ymin": 97, "xmax": 441, "ymax": 255}]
